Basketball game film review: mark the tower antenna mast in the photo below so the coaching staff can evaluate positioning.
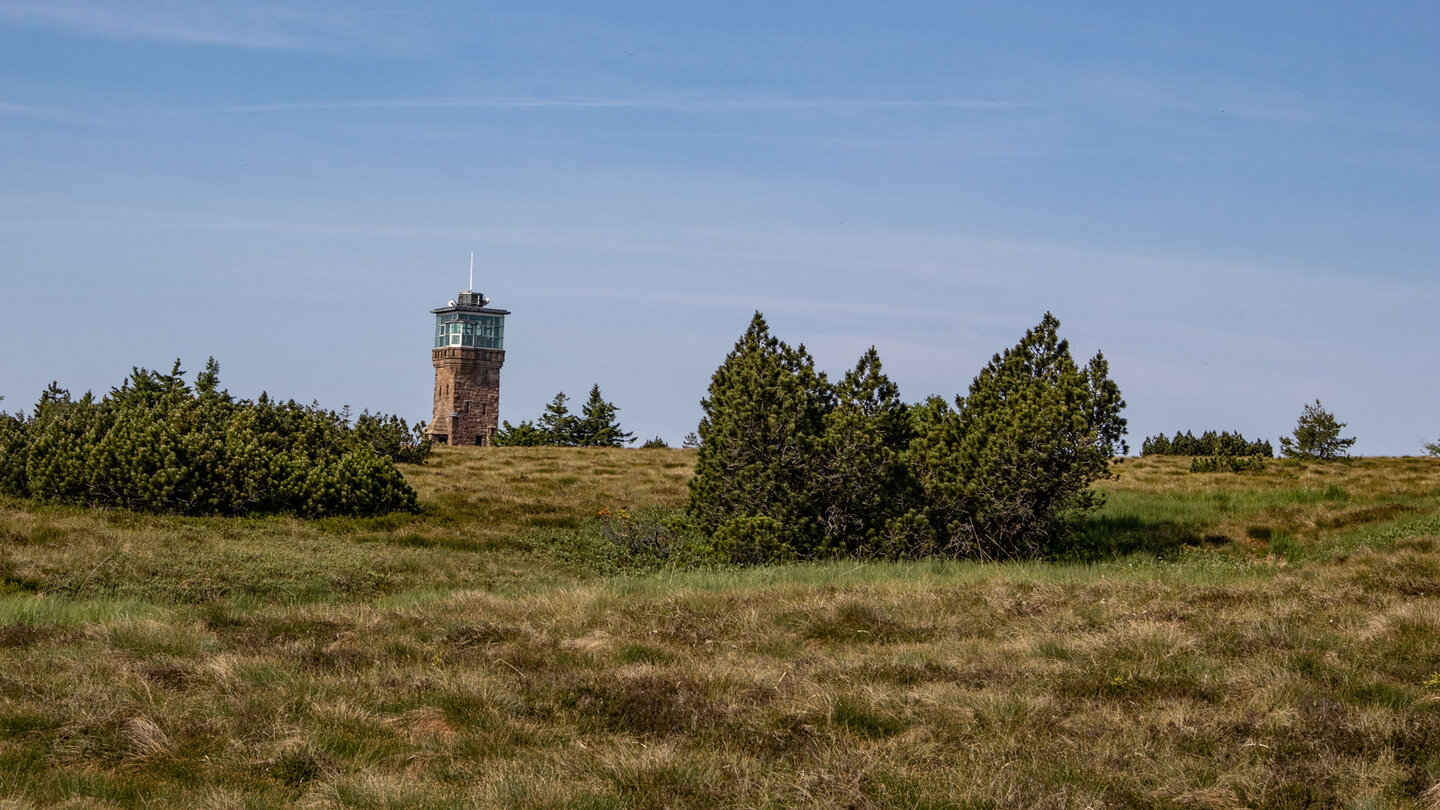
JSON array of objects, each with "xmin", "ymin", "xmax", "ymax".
[{"xmin": 469, "ymin": 251, "xmax": 474, "ymax": 292}]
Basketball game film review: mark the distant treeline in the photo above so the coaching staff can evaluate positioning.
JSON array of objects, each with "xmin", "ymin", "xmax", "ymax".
[
  {"xmin": 495, "ymin": 384, "xmax": 634, "ymax": 447},
  {"xmin": 0, "ymin": 359, "xmax": 428, "ymax": 517},
  {"xmin": 1141, "ymin": 430, "xmax": 1273, "ymax": 458}
]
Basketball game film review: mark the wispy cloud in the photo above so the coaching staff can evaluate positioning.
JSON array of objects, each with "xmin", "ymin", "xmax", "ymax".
[
  {"xmin": 0, "ymin": 0, "xmax": 413, "ymax": 53},
  {"xmin": 205, "ymin": 96, "xmax": 1039, "ymax": 115},
  {"xmin": 0, "ymin": 101, "xmax": 89, "ymax": 122},
  {"xmin": 1056, "ymin": 66, "xmax": 1318, "ymax": 123}
]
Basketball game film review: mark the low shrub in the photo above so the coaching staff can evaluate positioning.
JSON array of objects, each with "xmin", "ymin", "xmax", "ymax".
[
  {"xmin": 0, "ymin": 359, "xmax": 422, "ymax": 517},
  {"xmin": 708, "ymin": 515, "xmax": 799, "ymax": 565},
  {"xmin": 1190, "ymin": 454, "xmax": 1267, "ymax": 473}
]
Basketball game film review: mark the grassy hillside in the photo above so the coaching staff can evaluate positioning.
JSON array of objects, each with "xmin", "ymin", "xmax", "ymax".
[{"xmin": 1, "ymin": 449, "xmax": 1439, "ymax": 808}]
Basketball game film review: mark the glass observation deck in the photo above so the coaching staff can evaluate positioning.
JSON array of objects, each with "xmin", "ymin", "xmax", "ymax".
[
  {"xmin": 435, "ymin": 312, "xmax": 505, "ymax": 350},
  {"xmin": 433, "ymin": 292, "xmax": 509, "ymax": 350}
]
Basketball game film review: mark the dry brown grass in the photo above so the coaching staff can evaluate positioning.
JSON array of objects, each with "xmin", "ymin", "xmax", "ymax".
[
  {"xmin": 1, "ymin": 449, "xmax": 1438, "ymax": 807},
  {"xmin": 404, "ymin": 445, "xmax": 694, "ymax": 544}
]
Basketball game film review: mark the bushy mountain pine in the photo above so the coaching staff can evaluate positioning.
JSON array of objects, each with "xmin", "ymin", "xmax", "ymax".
[
  {"xmin": 688, "ymin": 313, "xmax": 832, "ymax": 551},
  {"xmin": 914, "ymin": 313, "xmax": 1125, "ymax": 558},
  {"xmin": 0, "ymin": 360, "xmax": 423, "ymax": 517},
  {"xmin": 0, "ymin": 396, "xmax": 27, "ymax": 496},
  {"xmin": 352, "ymin": 411, "xmax": 432, "ymax": 464},
  {"xmin": 813, "ymin": 349, "xmax": 920, "ymax": 554},
  {"xmin": 688, "ymin": 311, "xmax": 1127, "ymax": 562}
]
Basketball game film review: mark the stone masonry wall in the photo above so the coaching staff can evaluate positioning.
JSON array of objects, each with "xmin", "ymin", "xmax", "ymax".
[{"xmin": 430, "ymin": 347, "xmax": 505, "ymax": 446}]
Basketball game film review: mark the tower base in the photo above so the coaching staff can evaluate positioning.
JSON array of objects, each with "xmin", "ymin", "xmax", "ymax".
[{"xmin": 429, "ymin": 346, "xmax": 504, "ymax": 446}]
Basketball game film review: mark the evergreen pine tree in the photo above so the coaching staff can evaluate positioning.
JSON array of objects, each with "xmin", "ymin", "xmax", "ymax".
[
  {"xmin": 918, "ymin": 312, "xmax": 1125, "ymax": 559},
  {"xmin": 351, "ymin": 410, "xmax": 432, "ymax": 464},
  {"xmin": 494, "ymin": 419, "xmax": 548, "ymax": 446},
  {"xmin": 687, "ymin": 312, "xmax": 832, "ymax": 553},
  {"xmin": 1083, "ymin": 351, "xmax": 1128, "ymax": 458},
  {"xmin": 574, "ymin": 384, "xmax": 635, "ymax": 447},
  {"xmin": 688, "ymin": 311, "xmax": 1126, "ymax": 562},
  {"xmin": 1279, "ymin": 400, "xmax": 1356, "ymax": 460},
  {"xmin": 1141, "ymin": 433, "xmax": 1171, "ymax": 455},
  {"xmin": 24, "ymin": 385, "xmax": 98, "ymax": 503},
  {"xmin": 813, "ymin": 348, "xmax": 917, "ymax": 555},
  {"xmin": 0, "ymin": 396, "xmax": 28, "ymax": 497},
  {"xmin": 537, "ymin": 392, "xmax": 580, "ymax": 446}
]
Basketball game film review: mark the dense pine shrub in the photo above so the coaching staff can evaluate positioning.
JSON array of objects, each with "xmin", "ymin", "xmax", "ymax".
[
  {"xmin": 909, "ymin": 314, "xmax": 1127, "ymax": 559},
  {"xmin": 0, "ymin": 359, "xmax": 423, "ymax": 517},
  {"xmin": 687, "ymin": 312, "xmax": 1127, "ymax": 562},
  {"xmin": 351, "ymin": 411, "xmax": 432, "ymax": 464},
  {"xmin": 1141, "ymin": 430, "xmax": 1272, "ymax": 457},
  {"xmin": 812, "ymin": 348, "xmax": 923, "ymax": 555},
  {"xmin": 0, "ymin": 396, "xmax": 31, "ymax": 497},
  {"xmin": 1190, "ymin": 453, "xmax": 1267, "ymax": 473},
  {"xmin": 687, "ymin": 314, "xmax": 832, "ymax": 552}
]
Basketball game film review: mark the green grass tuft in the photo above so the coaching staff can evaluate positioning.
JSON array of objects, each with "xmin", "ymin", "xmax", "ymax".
[{"xmin": 0, "ymin": 450, "xmax": 1439, "ymax": 806}]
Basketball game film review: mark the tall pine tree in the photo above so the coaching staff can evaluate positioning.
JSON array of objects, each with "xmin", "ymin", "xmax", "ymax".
[
  {"xmin": 575, "ymin": 384, "xmax": 635, "ymax": 447},
  {"xmin": 536, "ymin": 392, "xmax": 580, "ymax": 446}
]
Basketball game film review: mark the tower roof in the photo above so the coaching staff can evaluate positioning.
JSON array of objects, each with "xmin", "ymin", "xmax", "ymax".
[{"xmin": 433, "ymin": 291, "xmax": 510, "ymax": 316}]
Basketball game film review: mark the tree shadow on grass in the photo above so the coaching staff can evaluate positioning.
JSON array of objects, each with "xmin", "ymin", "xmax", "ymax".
[{"xmin": 1058, "ymin": 513, "xmax": 1223, "ymax": 562}]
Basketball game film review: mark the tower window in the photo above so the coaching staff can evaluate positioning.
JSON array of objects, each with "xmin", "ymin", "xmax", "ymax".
[{"xmin": 463, "ymin": 401, "xmax": 470, "ymax": 414}]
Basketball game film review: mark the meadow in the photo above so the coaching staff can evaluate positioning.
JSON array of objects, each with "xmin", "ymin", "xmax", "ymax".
[{"xmin": 1, "ymin": 448, "xmax": 1439, "ymax": 809}]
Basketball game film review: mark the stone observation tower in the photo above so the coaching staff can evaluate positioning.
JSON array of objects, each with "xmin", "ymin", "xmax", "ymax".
[{"xmin": 428, "ymin": 285, "xmax": 509, "ymax": 446}]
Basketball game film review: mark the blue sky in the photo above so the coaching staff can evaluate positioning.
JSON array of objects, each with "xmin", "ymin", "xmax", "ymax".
[{"xmin": 1, "ymin": 1, "xmax": 1435, "ymax": 454}]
